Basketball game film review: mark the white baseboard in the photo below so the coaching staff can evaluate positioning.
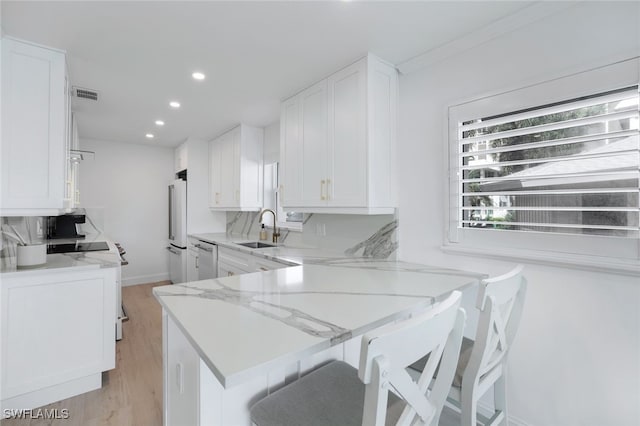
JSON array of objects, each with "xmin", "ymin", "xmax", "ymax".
[
  {"xmin": 477, "ymin": 401, "xmax": 531, "ymax": 426},
  {"xmin": 121, "ymin": 272, "xmax": 170, "ymax": 286}
]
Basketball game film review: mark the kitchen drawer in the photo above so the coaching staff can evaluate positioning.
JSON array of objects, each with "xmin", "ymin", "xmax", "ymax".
[
  {"xmin": 217, "ymin": 247, "xmax": 251, "ymax": 271},
  {"xmin": 218, "ymin": 261, "xmax": 250, "ymax": 277},
  {"xmin": 254, "ymin": 257, "xmax": 291, "ymax": 272}
]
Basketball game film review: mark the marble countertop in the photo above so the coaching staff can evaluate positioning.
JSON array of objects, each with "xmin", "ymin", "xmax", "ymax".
[
  {"xmin": 0, "ymin": 233, "xmax": 121, "ymax": 276},
  {"xmin": 189, "ymin": 232, "xmax": 486, "ymax": 275},
  {"xmin": 153, "ymin": 263, "xmax": 484, "ymax": 389},
  {"xmin": 191, "ymin": 233, "xmax": 389, "ymax": 266}
]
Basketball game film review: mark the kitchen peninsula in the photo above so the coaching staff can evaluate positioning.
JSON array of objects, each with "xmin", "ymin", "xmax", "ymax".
[{"xmin": 153, "ymin": 261, "xmax": 484, "ymax": 425}]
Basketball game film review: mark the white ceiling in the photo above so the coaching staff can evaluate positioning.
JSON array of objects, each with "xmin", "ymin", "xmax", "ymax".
[{"xmin": 1, "ymin": 1, "xmax": 534, "ymax": 148}]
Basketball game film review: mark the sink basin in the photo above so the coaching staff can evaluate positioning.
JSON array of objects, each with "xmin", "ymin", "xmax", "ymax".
[{"xmin": 235, "ymin": 241, "xmax": 275, "ymax": 249}]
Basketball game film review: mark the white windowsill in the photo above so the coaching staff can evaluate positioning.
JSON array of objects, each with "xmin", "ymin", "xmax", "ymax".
[{"xmin": 440, "ymin": 243, "xmax": 640, "ymax": 277}]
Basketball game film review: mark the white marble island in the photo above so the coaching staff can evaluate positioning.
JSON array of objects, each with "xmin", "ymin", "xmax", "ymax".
[{"xmin": 153, "ymin": 263, "xmax": 483, "ymax": 425}]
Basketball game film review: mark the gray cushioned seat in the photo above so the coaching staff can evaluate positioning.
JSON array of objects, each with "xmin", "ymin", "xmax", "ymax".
[
  {"xmin": 408, "ymin": 336, "xmax": 474, "ymax": 388},
  {"xmin": 250, "ymin": 360, "xmax": 403, "ymax": 426},
  {"xmin": 250, "ymin": 361, "xmax": 364, "ymax": 426}
]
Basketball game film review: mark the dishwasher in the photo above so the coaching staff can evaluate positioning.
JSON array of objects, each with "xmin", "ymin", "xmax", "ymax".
[{"xmin": 196, "ymin": 240, "xmax": 217, "ymax": 279}]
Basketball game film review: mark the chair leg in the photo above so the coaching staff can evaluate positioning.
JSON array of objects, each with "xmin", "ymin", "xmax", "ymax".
[
  {"xmin": 460, "ymin": 381, "xmax": 478, "ymax": 426},
  {"xmin": 494, "ymin": 373, "xmax": 508, "ymax": 426}
]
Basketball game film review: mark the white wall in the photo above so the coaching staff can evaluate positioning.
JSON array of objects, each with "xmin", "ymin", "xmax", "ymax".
[
  {"xmin": 79, "ymin": 139, "xmax": 174, "ymax": 285},
  {"xmin": 397, "ymin": 2, "xmax": 639, "ymax": 426}
]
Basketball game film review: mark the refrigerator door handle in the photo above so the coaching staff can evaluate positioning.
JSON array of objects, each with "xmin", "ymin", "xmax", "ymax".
[{"xmin": 168, "ymin": 185, "xmax": 175, "ymax": 240}]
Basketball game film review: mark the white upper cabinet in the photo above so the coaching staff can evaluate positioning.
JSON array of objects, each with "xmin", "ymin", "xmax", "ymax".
[
  {"xmin": 209, "ymin": 124, "xmax": 263, "ymax": 211},
  {"xmin": 175, "ymin": 142, "xmax": 188, "ymax": 173},
  {"xmin": 1, "ymin": 37, "xmax": 68, "ymax": 215},
  {"xmin": 279, "ymin": 54, "xmax": 398, "ymax": 214},
  {"xmin": 300, "ymin": 80, "xmax": 328, "ymax": 208}
]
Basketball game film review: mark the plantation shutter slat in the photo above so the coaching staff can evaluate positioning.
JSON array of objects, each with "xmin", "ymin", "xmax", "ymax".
[{"xmin": 457, "ymin": 86, "xmax": 640, "ymax": 237}]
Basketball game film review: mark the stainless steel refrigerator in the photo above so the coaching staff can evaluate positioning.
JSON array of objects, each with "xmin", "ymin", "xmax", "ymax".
[{"xmin": 167, "ymin": 179, "xmax": 187, "ymax": 283}]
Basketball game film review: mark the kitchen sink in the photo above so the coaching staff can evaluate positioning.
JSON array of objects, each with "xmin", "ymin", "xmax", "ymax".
[{"xmin": 235, "ymin": 241, "xmax": 275, "ymax": 249}]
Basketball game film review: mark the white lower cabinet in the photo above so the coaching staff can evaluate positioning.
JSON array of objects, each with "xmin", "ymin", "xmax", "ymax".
[
  {"xmin": 187, "ymin": 245, "xmax": 199, "ymax": 282},
  {"xmin": 217, "ymin": 247, "xmax": 291, "ymax": 277},
  {"xmin": 253, "ymin": 257, "xmax": 290, "ymax": 272},
  {"xmin": 165, "ymin": 314, "xmax": 200, "ymax": 426},
  {"xmin": 0, "ymin": 267, "xmax": 117, "ymax": 410},
  {"xmin": 217, "ymin": 247, "xmax": 253, "ymax": 277}
]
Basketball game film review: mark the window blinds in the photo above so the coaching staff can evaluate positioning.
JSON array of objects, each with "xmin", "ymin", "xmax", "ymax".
[{"xmin": 457, "ymin": 86, "xmax": 639, "ymax": 237}]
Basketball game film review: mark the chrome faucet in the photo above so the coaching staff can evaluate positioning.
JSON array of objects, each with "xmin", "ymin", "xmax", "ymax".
[{"xmin": 259, "ymin": 209, "xmax": 280, "ymax": 244}]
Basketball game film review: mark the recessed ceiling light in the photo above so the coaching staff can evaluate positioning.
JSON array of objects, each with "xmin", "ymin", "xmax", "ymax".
[
  {"xmin": 155, "ymin": 120, "xmax": 165, "ymax": 126},
  {"xmin": 169, "ymin": 101, "xmax": 181, "ymax": 108},
  {"xmin": 145, "ymin": 133, "xmax": 154, "ymax": 139},
  {"xmin": 192, "ymin": 72, "xmax": 205, "ymax": 81}
]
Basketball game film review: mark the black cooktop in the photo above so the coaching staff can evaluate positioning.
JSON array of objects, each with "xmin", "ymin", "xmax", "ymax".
[{"xmin": 47, "ymin": 241, "xmax": 110, "ymax": 254}]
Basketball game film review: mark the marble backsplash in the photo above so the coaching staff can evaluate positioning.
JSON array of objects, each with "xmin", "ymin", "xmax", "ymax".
[{"xmin": 226, "ymin": 212, "xmax": 398, "ymax": 259}]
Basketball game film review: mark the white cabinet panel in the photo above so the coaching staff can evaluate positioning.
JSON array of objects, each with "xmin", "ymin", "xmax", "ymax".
[
  {"xmin": 209, "ymin": 124, "xmax": 263, "ymax": 211},
  {"xmin": 187, "ymin": 249, "xmax": 199, "ymax": 282},
  {"xmin": 279, "ymin": 54, "xmax": 397, "ymax": 214},
  {"xmin": 165, "ymin": 314, "xmax": 199, "ymax": 426},
  {"xmin": 1, "ymin": 267, "xmax": 116, "ymax": 407},
  {"xmin": 280, "ymin": 96, "xmax": 303, "ymax": 206},
  {"xmin": 175, "ymin": 142, "xmax": 188, "ymax": 173},
  {"xmin": 328, "ymin": 59, "xmax": 367, "ymax": 207},
  {"xmin": 217, "ymin": 247, "xmax": 252, "ymax": 277},
  {"xmin": 1, "ymin": 37, "xmax": 66, "ymax": 213},
  {"xmin": 300, "ymin": 80, "xmax": 328, "ymax": 207},
  {"xmin": 253, "ymin": 257, "xmax": 290, "ymax": 272}
]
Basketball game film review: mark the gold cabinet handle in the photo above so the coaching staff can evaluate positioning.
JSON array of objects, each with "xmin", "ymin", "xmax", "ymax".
[{"xmin": 320, "ymin": 180, "xmax": 326, "ymax": 200}]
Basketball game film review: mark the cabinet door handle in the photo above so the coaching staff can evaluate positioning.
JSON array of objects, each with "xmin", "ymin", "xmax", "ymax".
[
  {"xmin": 176, "ymin": 362, "xmax": 184, "ymax": 394},
  {"xmin": 215, "ymin": 192, "xmax": 220, "ymax": 204},
  {"xmin": 228, "ymin": 271, "xmax": 234, "ymax": 276},
  {"xmin": 236, "ymin": 189, "xmax": 239, "ymax": 202},
  {"xmin": 75, "ymin": 190, "xmax": 80, "ymax": 204},
  {"xmin": 195, "ymin": 257, "xmax": 199, "ymax": 268},
  {"xmin": 320, "ymin": 180, "xmax": 326, "ymax": 200},
  {"xmin": 326, "ymin": 179, "xmax": 331, "ymax": 201},
  {"xmin": 259, "ymin": 267, "xmax": 268, "ymax": 271}
]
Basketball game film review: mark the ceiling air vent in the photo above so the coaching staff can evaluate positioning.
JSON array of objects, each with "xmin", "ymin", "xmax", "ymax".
[{"xmin": 72, "ymin": 86, "xmax": 99, "ymax": 101}]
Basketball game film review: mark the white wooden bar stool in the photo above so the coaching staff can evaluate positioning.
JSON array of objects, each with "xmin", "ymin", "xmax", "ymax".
[
  {"xmin": 408, "ymin": 265, "xmax": 527, "ymax": 426},
  {"xmin": 250, "ymin": 291, "xmax": 467, "ymax": 426}
]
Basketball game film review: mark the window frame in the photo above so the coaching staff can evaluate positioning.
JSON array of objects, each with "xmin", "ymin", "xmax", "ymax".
[
  {"xmin": 263, "ymin": 162, "xmax": 303, "ymax": 232},
  {"xmin": 444, "ymin": 58, "xmax": 640, "ymax": 274}
]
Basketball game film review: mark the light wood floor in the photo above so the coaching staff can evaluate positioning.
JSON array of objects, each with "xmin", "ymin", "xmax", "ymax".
[{"xmin": 3, "ymin": 281, "xmax": 167, "ymax": 426}]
